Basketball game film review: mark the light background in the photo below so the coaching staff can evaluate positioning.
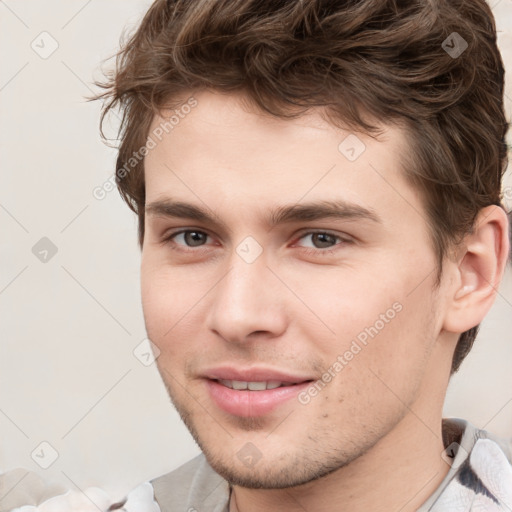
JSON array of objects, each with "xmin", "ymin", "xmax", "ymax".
[{"xmin": 1, "ymin": 0, "xmax": 511, "ymax": 501}]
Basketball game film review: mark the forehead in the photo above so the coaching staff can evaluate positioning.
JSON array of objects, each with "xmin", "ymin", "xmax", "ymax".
[
  {"xmin": 143, "ymin": 90, "xmax": 421, "ymax": 225},
  {"xmin": 147, "ymin": 90, "xmax": 404, "ymax": 162}
]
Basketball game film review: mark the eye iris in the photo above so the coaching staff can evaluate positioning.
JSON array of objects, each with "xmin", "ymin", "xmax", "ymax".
[
  {"xmin": 179, "ymin": 232, "xmax": 338, "ymax": 249},
  {"xmin": 185, "ymin": 231, "xmax": 207, "ymax": 246},
  {"xmin": 312, "ymin": 233, "xmax": 336, "ymax": 248}
]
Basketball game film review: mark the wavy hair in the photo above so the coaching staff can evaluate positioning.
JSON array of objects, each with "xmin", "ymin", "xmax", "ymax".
[{"xmin": 92, "ymin": 0, "xmax": 509, "ymax": 374}]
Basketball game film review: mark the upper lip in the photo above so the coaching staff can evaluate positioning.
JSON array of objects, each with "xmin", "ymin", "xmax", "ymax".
[{"xmin": 202, "ymin": 366, "xmax": 316, "ymax": 383}]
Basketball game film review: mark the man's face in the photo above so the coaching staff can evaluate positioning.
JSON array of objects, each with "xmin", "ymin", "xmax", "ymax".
[{"xmin": 141, "ymin": 90, "xmax": 448, "ymax": 488}]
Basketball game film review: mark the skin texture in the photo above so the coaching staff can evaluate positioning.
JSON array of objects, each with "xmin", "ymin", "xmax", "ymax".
[{"xmin": 140, "ymin": 90, "xmax": 509, "ymax": 512}]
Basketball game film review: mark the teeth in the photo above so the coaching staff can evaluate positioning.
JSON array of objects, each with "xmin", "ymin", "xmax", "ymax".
[
  {"xmin": 232, "ymin": 380, "xmax": 247, "ymax": 390},
  {"xmin": 217, "ymin": 379, "xmax": 294, "ymax": 390},
  {"xmin": 248, "ymin": 381, "xmax": 267, "ymax": 391}
]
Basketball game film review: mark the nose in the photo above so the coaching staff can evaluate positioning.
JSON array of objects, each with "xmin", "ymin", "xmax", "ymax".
[{"xmin": 205, "ymin": 251, "xmax": 288, "ymax": 344}]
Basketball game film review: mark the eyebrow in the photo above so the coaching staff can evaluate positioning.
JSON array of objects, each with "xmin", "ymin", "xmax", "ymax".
[
  {"xmin": 145, "ymin": 198, "xmax": 381, "ymax": 231},
  {"xmin": 145, "ymin": 199, "xmax": 382, "ymax": 232}
]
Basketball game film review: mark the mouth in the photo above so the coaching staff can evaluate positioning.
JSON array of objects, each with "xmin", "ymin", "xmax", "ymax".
[
  {"xmin": 203, "ymin": 376, "xmax": 316, "ymax": 417},
  {"xmin": 213, "ymin": 379, "xmax": 313, "ymax": 390},
  {"xmin": 202, "ymin": 366, "xmax": 317, "ymax": 385}
]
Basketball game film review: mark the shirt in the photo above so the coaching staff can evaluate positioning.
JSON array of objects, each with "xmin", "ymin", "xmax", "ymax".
[{"xmin": 1, "ymin": 418, "xmax": 511, "ymax": 511}]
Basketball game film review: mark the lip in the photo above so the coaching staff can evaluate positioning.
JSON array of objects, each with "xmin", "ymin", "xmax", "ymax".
[
  {"xmin": 201, "ymin": 366, "xmax": 316, "ymax": 417},
  {"xmin": 204, "ymin": 378, "xmax": 313, "ymax": 417},
  {"xmin": 202, "ymin": 366, "xmax": 316, "ymax": 383}
]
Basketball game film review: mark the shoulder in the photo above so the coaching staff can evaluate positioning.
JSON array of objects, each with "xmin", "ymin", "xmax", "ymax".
[
  {"xmin": 0, "ymin": 455, "xmax": 228, "ymax": 512},
  {"xmin": 424, "ymin": 418, "xmax": 512, "ymax": 511},
  {"xmin": 0, "ymin": 468, "xmax": 159, "ymax": 512},
  {"xmin": 149, "ymin": 453, "xmax": 230, "ymax": 512}
]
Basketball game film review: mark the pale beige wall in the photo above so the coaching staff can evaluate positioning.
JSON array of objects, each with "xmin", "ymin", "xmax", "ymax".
[{"xmin": 1, "ymin": 0, "xmax": 511, "ymax": 500}]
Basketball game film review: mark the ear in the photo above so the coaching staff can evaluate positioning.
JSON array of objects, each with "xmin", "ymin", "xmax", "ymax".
[{"xmin": 443, "ymin": 205, "xmax": 510, "ymax": 334}]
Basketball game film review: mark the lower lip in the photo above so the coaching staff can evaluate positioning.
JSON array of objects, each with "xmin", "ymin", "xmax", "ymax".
[{"xmin": 204, "ymin": 379, "xmax": 312, "ymax": 417}]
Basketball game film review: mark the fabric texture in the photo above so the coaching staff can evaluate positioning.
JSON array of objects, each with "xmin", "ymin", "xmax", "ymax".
[{"xmin": 1, "ymin": 418, "xmax": 511, "ymax": 512}]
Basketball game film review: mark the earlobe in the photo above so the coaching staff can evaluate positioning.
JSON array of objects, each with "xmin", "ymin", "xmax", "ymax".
[{"xmin": 443, "ymin": 205, "xmax": 510, "ymax": 334}]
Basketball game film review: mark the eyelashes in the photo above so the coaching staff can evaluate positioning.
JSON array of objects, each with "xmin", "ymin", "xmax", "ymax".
[{"xmin": 160, "ymin": 229, "xmax": 353, "ymax": 256}]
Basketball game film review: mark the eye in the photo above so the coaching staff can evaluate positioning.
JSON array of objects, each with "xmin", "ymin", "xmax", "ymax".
[
  {"xmin": 294, "ymin": 231, "xmax": 351, "ymax": 254},
  {"xmin": 161, "ymin": 229, "xmax": 352, "ymax": 256},
  {"xmin": 162, "ymin": 229, "xmax": 212, "ymax": 249},
  {"xmin": 298, "ymin": 232, "xmax": 338, "ymax": 249}
]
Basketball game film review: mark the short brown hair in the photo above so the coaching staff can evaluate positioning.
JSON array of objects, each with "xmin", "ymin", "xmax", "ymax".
[{"xmin": 93, "ymin": 0, "xmax": 509, "ymax": 374}]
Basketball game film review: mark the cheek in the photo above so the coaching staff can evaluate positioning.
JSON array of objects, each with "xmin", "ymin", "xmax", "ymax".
[
  {"xmin": 337, "ymin": 291, "xmax": 437, "ymax": 412},
  {"xmin": 140, "ymin": 259, "xmax": 198, "ymax": 343},
  {"xmin": 312, "ymin": 301, "xmax": 434, "ymax": 433},
  {"xmin": 290, "ymin": 265, "xmax": 404, "ymax": 348},
  {"xmin": 306, "ymin": 263, "xmax": 437, "ymax": 387}
]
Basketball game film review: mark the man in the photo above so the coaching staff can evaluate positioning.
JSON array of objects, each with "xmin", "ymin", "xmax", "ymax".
[
  {"xmin": 2, "ymin": 0, "xmax": 511, "ymax": 510},
  {"xmin": 95, "ymin": 0, "xmax": 512, "ymax": 509}
]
